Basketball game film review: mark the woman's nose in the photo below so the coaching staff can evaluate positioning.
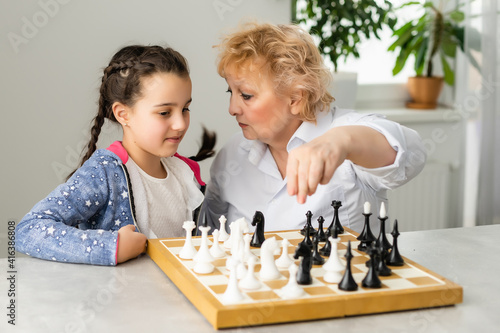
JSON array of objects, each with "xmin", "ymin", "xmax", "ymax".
[{"xmin": 228, "ymin": 96, "xmax": 241, "ymax": 116}]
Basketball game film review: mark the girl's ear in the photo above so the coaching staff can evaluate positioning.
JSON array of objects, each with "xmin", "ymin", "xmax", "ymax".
[
  {"xmin": 112, "ymin": 102, "xmax": 130, "ymax": 127},
  {"xmin": 289, "ymin": 89, "xmax": 304, "ymax": 116}
]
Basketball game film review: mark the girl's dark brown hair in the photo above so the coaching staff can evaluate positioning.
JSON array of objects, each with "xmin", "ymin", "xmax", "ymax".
[{"xmin": 68, "ymin": 45, "xmax": 215, "ymax": 179}]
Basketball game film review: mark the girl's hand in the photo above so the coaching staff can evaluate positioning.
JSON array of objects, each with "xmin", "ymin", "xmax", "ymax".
[{"xmin": 117, "ymin": 225, "xmax": 147, "ymax": 263}]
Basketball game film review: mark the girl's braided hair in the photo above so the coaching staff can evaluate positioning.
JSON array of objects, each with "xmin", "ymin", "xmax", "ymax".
[{"xmin": 68, "ymin": 45, "xmax": 215, "ymax": 179}]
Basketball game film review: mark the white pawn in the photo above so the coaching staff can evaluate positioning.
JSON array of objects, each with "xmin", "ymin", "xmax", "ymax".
[
  {"xmin": 323, "ymin": 236, "xmax": 345, "ymax": 283},
  {"xmin": 259, "ymin": 237, "xmax": 281, "ymax": 280},
  {"xmin": 280, "ymin": 263, "xmax": 305, "ymax": 299},
  {"xmin": 179, "ymin": 221, "xmax": 197, "ymax": 260},
  {"xmin": 238, "ymin": 256, "xmax": 262, "ymax": 290},
  {"xmin": 275, "ymin": 238, "xmax": 294, "ymax": 269},
  {"xmin": 218, "ymin": 215, "xmax": 230, "ymax": 242},
  {"xmin": 193, "ymin": 225, "xmax": 215, "ymax": 274},
  {"xmin": 209, "ymin": 229, "xmax": 226, "ymax": 258},
  {"xmin": 222, "ymin": 258, "xmax": 244, "ymax": 304},
  {"xmin": 223, "ymin": 221, "xmax": 235, "ymax": 250},
  {"xmin": 243, "ymin": 233, "xmax": 258, "ymax": 263}
]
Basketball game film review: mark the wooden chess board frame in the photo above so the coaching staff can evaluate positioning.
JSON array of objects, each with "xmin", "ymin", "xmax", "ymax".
[{"xmin": 147, "ymin": 228, "xmax": 462, "ymax": 329}]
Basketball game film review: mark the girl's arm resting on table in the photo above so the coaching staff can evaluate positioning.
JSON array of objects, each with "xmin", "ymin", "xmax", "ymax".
[
  {"xmin": 116, "ymin": 225, "xmax": 147, "ymax": 263},
  {"xmin": 15, "ymin": 156, "xmax": 139, "ymax": 265}
]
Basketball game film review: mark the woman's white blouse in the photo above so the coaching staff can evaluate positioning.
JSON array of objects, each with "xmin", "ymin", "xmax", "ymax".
[{"xmin": 201, "ymin": 107, "xmax": 426, "ymax": 234}]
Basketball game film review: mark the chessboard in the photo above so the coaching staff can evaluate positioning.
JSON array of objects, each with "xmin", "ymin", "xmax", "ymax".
[{"xmin": 147, "ymin": 227, "xmax": 462, "ymax": 329}]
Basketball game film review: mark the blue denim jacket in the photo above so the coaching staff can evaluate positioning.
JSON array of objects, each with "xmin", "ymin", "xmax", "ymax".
[{"xmin": 15, "ymin": 142, "xmax": 203, "ymax": 266}]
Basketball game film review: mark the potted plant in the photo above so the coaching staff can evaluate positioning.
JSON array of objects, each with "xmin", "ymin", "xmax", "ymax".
[
  {"xmin": 387, "ymin": 0, "xmax": 469, "ymax": 109},
  {"xmin": 293, "ymin": 0, "xmax": 397, "ymax": 108}
]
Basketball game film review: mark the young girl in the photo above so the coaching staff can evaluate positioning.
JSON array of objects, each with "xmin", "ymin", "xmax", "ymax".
[{"xmin": 15, "ymin": 45, "xmax": 215, "ymax": 265}]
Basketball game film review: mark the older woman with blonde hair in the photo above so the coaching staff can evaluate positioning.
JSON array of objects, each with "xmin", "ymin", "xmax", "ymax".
[{"xmin": 201, "ymin": 22, "xmax": 426, "ymax": 233}]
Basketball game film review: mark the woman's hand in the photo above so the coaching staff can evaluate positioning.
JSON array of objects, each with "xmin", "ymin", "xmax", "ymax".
[
  {"xmin": 286, "ymin": 126, "xmax": 396, "ymax": 204},
  {"xmin": 286, "ymin": 128, "xmax": 348, "ymax": 204},
  {"xmin": 117, "ymin": 224, "xmax": 147, "ymax": 264}
]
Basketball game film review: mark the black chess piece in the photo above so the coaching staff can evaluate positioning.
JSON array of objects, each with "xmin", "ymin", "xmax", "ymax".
[
  {"xmin": 311, "ymin": 233, "xmax": 325, "ymax": 265},
  {"xmin": 386, "ymin": 219, "xmax": 405, "ymax": 266},
  {"xmin": 319, "ymin": 224, "xmax": 338, "ymax": 256},
  {"xmin": 317, "ymin": 216, "xmax": 327, "ymax": 242},
  {"xmin": 376, "ymin": 214, "xmax": 392, "ymax": 253},
  {"xmin": 299, "ymin": 220, "xmax": 313, "ymax": 248},
  {"xmin": 376, "ymin": 240, "xmax": 392, "ymax": 276},
  {"xmin": 326, "ymin": 200, "xmax": 344, "ymax": 237},
  {"xmin": 362, "ymin": 242, "xmax": 382, "ymax": 288},
  {"xmin": 332, "ymin": 200, "xmax": 344, "ymax": 234},
  {"xmin": 250, "ymin": 211, "xmax": 265, "ymax": 248},
  {"xmin": 293, "ymin": 241, "xmax": 313, "ymax": 285},
  {"xmin": 300, "ymin": 210, "xmax": 317, "ymax": 236},
  {"xmin": 338, "ymin": 241, "xmax": 358, "ymax": 291},
  {"xmin": 357, "ymin": 209, "xmax": 377, "ymax": 252}
]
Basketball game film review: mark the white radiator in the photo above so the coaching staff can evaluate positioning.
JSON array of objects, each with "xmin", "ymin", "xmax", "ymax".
[{"xmin": 387, "ymin": 162, "xmax": 451, "ymax": 231}]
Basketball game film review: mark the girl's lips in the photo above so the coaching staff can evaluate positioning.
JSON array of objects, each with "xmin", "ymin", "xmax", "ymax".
[
  {"xmin": 238, "ymin": 122, "xmax": 248, "ymax": 128},
  {"xmin": 165, "ymin": 136, "xmax": 181, "ymax": 143}
]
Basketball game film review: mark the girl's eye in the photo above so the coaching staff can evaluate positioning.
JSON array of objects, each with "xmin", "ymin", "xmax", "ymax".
[
  {"xmin": 159, "ymin": 111, "xmax": 170, "ymax": 116},
  {"xmin": 183, "ymin": 107, "xmax": 190, "ymax": 113},
  {"xmin": 241, "ymin": 93, "xmax": 253, "ymax": 101},
  {"xmin": 226, "ymin": 88, "xmax": 232, "ymax": 95}
]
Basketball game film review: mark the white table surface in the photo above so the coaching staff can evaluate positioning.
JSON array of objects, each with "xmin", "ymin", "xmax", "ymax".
[{"xmin": 1, "ymin": 224, "xmax": 499, "ymax": 333}]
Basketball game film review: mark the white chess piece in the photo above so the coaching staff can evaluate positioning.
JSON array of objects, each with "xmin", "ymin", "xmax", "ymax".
[
  {"xmin": 223, "ymin": 221, "xmax": 234, "ymax": 250},
  {"xmin": 243, "ymin": 233, "xmax": 258, "ymax": 263},
  {"xmin": 259, "ymin": 237, "xmax": 281, "ymax": 280},
  {"xmin": 193, "ymin": 225, "xmax": 215, "ymax": 274},
  {"xmin": 222, "ymin": 258, "xmax": 244, "ymax": 304},
  {"xmin": 224, "ymin": 218, "xmax": 248, "ymax": 253},
  {"xmin": 280, "ymin": 263, "xmax": 305, "ymax": 299},
  {"xmin": 323, "ymin": 236, "xmax": 345, "ymax": 283},
  {"xmin": 209, "ymin": 229, "xmax": 226, "ymax": 258},
  {"xmin": 238, "ymin": 256, "xmax": 262, "ymax": 290},
  {"xmin": 275, "ymin": 238, "xmax": 294, "ymax": 269},
  {"xmin": 218, "ymin": 215, "xmax": 230, "ymax": 242},
  {"xmin": 179, "ymin": 221, "xmax": 197, "ymax": 260},
  {"xmin": 225, "ymin": 221, "xmax": 247, "ymax": 279}
]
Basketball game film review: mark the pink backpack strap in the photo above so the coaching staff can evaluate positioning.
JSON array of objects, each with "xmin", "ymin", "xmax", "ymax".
[{"xmin": 174, "ymin": 153, "xmax": 205, "ymax": 186}]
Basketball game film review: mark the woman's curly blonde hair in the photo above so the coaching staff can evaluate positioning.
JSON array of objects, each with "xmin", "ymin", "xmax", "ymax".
[{"xmin": 216, "ymin": 22, "xmax": 334, "ymax": 122}]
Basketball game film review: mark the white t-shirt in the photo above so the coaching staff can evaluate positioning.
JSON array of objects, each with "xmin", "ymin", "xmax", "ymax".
[
  {"xmin": 201, "ymin": 107, "xmax": 426, "ymax": 234},
  {"xmin": 127, "ymin": 157, "xmax": 204, "ymax": 238}
]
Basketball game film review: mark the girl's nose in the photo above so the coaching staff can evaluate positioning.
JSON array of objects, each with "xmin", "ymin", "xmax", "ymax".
[{"xmin": 171, "ymin": 111, "xmax": 188, "ymax": 131}]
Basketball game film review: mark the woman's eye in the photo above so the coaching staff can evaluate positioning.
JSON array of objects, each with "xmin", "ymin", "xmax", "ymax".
[
  {"xmin": 159, "ymin": 111, "xmax": 170, "ymax": 116},
  {"xmin": 182, "ymin": 107, "xmax": 190, "ymax": 113},
  {"xmin": 241, "ymin": 93, "xmax": 252, "ymax": 101},
  {"xmin": 226, "ymin": 88, "xmax": 232, "ymax": 94}
]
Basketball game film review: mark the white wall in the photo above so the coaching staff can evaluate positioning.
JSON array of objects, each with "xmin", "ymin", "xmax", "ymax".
[{"xmin": 0, "ymin": 0, "xmax": 291, "ymax": 254}]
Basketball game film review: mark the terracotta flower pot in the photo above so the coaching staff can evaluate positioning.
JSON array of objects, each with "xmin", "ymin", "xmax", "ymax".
[{"xmin": 406, "ymin": 76, "xmax": 444, "ymax": 109}]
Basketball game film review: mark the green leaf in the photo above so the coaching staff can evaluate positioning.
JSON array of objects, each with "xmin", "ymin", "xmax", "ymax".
[
  {"xmin": 441, "ymin": 38, "xmax": 457, "ymax": 58},
  {"xmin": 449, "ymin": 10, "xmax": 465, "ymax": 23},
  {"xmin": 441, "ymin": 54, "xmax": 454, "ymax": 86},
  {"xmin": 415, "ymin": 37, "xmax": 428, "ymax": 74},
  {"xmin": 392, "ymin": 33, "xmax": 422, "ymax": 75},
  {"xmin": 398, "ymin": 1, "xmax": 421, "ymax": 9},
  {"xmin": 388, "ymin": 24, "xmax": 419, "ymax": 51},
  {"xmin": 392, "ymin": 21, "xmax": 415, "ymax": 37},
  {"xmin": 452, "ymin": 25, "xmax": 465, "ymax": 52}
]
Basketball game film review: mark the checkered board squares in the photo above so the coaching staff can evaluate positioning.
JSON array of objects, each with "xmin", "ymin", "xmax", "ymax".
[{"xmin": 147, "ymin": 228, "xmax": 462, "ymax": 329}]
